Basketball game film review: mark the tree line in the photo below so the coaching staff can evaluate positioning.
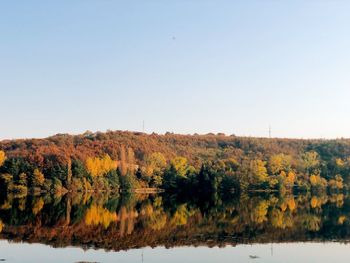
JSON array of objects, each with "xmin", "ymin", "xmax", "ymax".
[{"xmin": 1, "ymin": 131, "xmax": 350, "ymax": 195}]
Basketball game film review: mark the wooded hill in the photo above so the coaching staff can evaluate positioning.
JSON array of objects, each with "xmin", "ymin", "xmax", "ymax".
[{"xmin": 1, "ymin": 130, "xmax": 350, "ymax": 194}]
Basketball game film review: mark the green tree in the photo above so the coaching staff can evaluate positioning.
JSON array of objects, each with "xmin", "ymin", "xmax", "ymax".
[
  {"xmin": 163, "ymin": 165, "xmax": 179, "ymax": 190},
  {"xmin": 72, "ymin": 160, "xmax": 89, "ymax": 179},
  {"xmin": 106, "ymin": 169, "xmax": 120, "ymax": 190}
]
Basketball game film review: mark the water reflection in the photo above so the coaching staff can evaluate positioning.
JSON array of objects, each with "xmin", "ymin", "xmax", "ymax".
[{"xmin": 1, "ymin": 192, "xmax": 350, "ymax": 252}]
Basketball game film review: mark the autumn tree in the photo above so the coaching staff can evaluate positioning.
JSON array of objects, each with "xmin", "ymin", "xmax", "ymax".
[
  {"xmin": 302, "ymin": 151, "xmax": 320, "ymax": 175},
  {"xmin": 119, "ymin": 146, "xmax": 127, "ymax": 176},
  {"xmin": 86, "ymin": 155, "xmax": 117, "ymax": 177},
  {"xmin": 0, "ymin": 151, "xmax": 5, "ymax": 167},
  {"xmin": 127, "ymin": 147, "xmax": 135, "ymax": 174},
  {"xmin": 285, "ymin": 171, "xmax": 296, "ymax": 187},
  {"xmin": 269, "ymin": 154, "xmax": 292, "ymax": 175},
  {"xmin": 328, "ymin": 174, "xmax": 343, "ymax": 190},
  {"xmin": 144, "ymin": 152, "xmax": 167, "ymax": 187},
  {"xmin": 170, "ymin": 157, "xmax": 191, "ymax": 177},
  {"xmin": 249, "ymin": 159, "xmax": 268, "ymax": 184},
  {"xmin": 145, "ymin": 152, "xmax": 167, "ymax": 176},
  {"xmin": 67, "ymin": 159, "xmax": 72, "ymax": 187},
  {"xmin": 309, "ymin": 173, "xmax": 327, "ymax": 189}
]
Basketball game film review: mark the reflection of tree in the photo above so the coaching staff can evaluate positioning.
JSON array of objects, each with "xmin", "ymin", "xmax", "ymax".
[
  {"xmin": 118, "ymin": 206, "xmax": 139, "ymax": 236},
  {"xmin": 338, "ymin": 215, "xmax": 346, "ymax": 225},
  {"xmin": 0, "ymin": 200, "xmax": 12, "ymax": 210},
  {"xmin": 302, "ymin": 215, "xmax": 321, "ymax": 231},
  {"xmin": 18, "ymin": 198, "xmax": 26, "ymax": 211},
  {"xmin": 171, "ymin": 204, "xmax": 196, "ymax": 226},
  {"xmin": 270, "ymin": 209, "xmax": 293, "ymax": 229},
  {"xmin": 279, "ymin": 196, "xmax": 297, "ymax": 212},
  {"xmin": 32, "ymin": 198, "xmax": 44, "ymax": 215},
  {"xmin": 0, "ymin": 220, "xmax": 4, "ymax": 233},
  {"xmin": 310, "ymin": 195, "xmax": 328, "ymax": 209},
  {"xmin": 85, "ymin": 205, "xmax": 117, "ymax": 229},
  {"xmin": 1, "ymin": 192, "xmax": 350, "ymax": 251},
  {"xmin": 251, "ymin": 200, "xmax": 269, "ymax": 224},
  {"xmin": 329, "ymin": 194, "xmax": 344, "ymax": 208},
  {"xmin": 141, "ymin": 198, "xmax": 167, "ymax": 231}
]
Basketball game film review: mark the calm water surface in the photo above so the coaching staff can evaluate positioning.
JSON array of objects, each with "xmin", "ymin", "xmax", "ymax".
[
  {"xmin": 1, "ymin": 192, "xmax": 350, "ymax": 262},
  {"xmin": 1, "ymin": 242, "xmax": 350, "ymax": 263}
]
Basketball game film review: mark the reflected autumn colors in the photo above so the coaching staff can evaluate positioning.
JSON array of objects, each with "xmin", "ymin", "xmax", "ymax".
[{"xmin": 1, "ymin": 191, "xmax": 350, "ymax": 252}]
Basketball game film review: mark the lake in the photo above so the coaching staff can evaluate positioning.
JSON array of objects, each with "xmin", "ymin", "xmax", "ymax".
[{"xmin": 1, "ymin": 192, "xmax": 350, "ymax": 262}]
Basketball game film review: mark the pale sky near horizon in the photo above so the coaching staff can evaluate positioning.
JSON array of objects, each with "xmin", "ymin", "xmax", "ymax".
[{"xmin": 1, "ymin": 1, "xmax": 350, "ymax": 140}]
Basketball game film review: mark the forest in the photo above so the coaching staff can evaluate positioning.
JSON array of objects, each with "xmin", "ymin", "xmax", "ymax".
[{"xmin": 1, "ymin": 130, "xmax": 350, "ymax": 196}]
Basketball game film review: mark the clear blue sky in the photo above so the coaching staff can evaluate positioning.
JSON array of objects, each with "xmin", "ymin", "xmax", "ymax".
[{"xmin": 1, "ymin": 1, "xmax": 350, "ymax": 140}]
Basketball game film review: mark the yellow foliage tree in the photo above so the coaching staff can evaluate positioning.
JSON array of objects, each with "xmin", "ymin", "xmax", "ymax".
[
  {"xmin": 171, "ymin": 157, "xmax": 190, "ymax": 177},
  {"xmin": 0, "ymin": 150, "xmax": 6, "ymax": 167},
  {"xmin": 309, "ymin": 174, "xmax": 318, "ymax": 185},
  {"xmin": 285, "ymin": 171, "xmax": 296, "ymax": 186},
  {"xmin": 145, "ymin": 152, "xmax": 167, "ymax": 176},
  {"xmin": 250, "ymin": 160, "xmax": 268, "ymax": 183},
  {"xmin": 269, "ymin": 154, "xmax": 292, "ymax": 175},
  {"xmin": 309, "ymin": 174, "xmax": 327, "ymax": 188},
  {"xmin": 86, "ymin": 155, "xmax": 117, "ymax": 177}
]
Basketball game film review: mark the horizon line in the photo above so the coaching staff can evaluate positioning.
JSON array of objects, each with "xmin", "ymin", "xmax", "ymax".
[{"xmin": 1, "ymin": 129, "xmax": 349, "ymax": 142}]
